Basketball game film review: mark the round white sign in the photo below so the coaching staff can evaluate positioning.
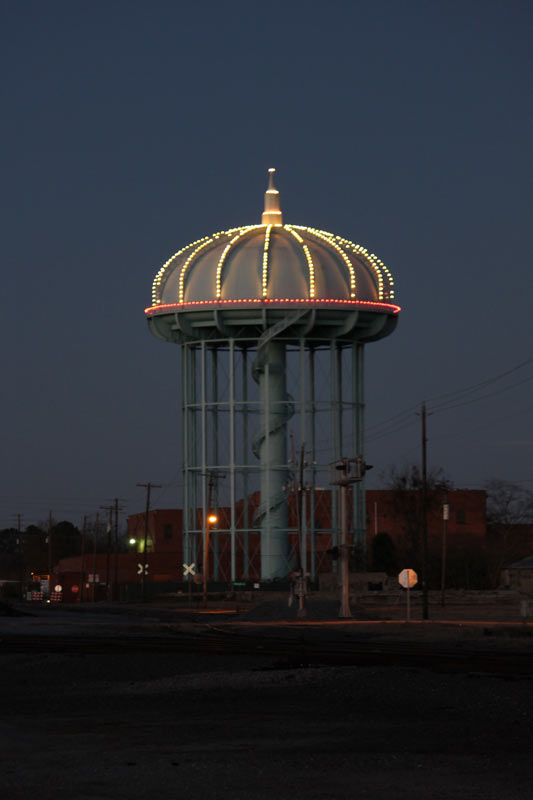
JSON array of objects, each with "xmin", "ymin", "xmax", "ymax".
[
  {"xmin": 54, "ymin": 584, "xmax": 63, "ymax": 593},
  {"xmin": 398, "ymin": 569, "xmax": 417, "ymax": 589}
]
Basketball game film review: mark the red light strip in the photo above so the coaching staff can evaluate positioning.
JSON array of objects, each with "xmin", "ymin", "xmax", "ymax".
[{"xmin": 145, "ymin": 298, "xmax": 401, "ymax": 315}]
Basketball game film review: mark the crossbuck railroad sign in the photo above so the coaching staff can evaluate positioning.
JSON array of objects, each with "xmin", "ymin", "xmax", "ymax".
[
  {"xmin": 137, "ymin": 563, "xmax": 149, "ymax": 575},
  {"xmin": 183, "ymin": 563, "xmax": 196, "ymax": 577}
]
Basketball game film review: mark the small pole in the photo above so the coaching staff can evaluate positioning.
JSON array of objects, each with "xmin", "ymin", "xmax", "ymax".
[
  {"xmin": 80, "ymin": 516, "xmax": 86, "ymax": 602},
  {"xmin": 92, "ymin": 513, "xmax": 99, "ymax": 603},
  {"xmin": 203, "ymin": 513, "xmax": 218, "ymax": 609},
  {"xmin": 339, "ymin": 481, "xmax": 351, "ymax": 619},
  {"xmin": 16, "ymin": 513, "xmax": 24, "ymax": 600},
  {"xmin": 399, "ymin": 569, "xmax": 418, "ymax": 622},
  {"xmin": 100, "ymin": 504, "xmax": 113, "ymax": 601},
  {"xmin": 441, "ymin": 497, "xmax": 449, "ymax": 607},
  {"xmin": 47, "ymin": 510, "xmax": 53, "ymax": 589},
  {"xmin": 296, "ymin": 442, "xmax": 307, "ymax": 619},
  {"xmin": 420, "ymin": 402, "xmax": 429, "ymax": 620},
  {"xmin": 203, "ymin": 519, "xmax": 210, "ymax": 609},
  {"xmin": 106, "ymin": 508, "xmax": 112, "ymax": 599},
  {"xmin": 137, "ymin": 482, "xmax": 162, "ymax": 603},
  {"xmin": 113, "ymin": 498, "xmax": 120, "ymax": 601}
]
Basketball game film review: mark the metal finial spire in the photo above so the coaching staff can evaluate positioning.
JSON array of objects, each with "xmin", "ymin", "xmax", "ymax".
[{"xmin": 262, "ymin": 167, "xmax": 283, "ymax": 225}]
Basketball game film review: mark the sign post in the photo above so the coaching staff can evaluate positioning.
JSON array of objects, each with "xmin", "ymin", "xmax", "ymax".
[
  {"xmin": 441, "ymin": 501, "xmax": 449, "ymax": 607},
  {"xmin": 183, "ymin": 562, "xmax": 196, "ymax": 608},
  {"xmin": 398, "ymin": 568, "xmax": 418, "ymax": 621}
]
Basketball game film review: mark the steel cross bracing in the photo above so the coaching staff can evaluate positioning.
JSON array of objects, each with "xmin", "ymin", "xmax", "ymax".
[{"xmin": 181, "ymin": 328, "xmax": 366, "ymax": 582}]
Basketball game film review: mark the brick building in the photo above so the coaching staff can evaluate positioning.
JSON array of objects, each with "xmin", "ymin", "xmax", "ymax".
[
  {"xmin": 49, "ymin": 489, "xmax": 489, "ymax": 597},
  {"xmin": 123, "ymin": 488, "xmax": 487, "ymax": 584}
]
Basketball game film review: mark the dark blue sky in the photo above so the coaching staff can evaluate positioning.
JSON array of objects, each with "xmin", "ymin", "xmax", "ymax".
[{"xmin": 2, "ymin": 0, "xmax": 532, "ymax": 528}]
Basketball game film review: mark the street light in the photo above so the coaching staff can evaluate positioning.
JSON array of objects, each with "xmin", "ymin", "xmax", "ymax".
[{"xmin": 203, "ymin": 513, "xmax": 218, "ymax": 608}]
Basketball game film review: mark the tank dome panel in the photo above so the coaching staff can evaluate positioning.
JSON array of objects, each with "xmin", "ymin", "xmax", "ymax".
[
  {"xmin": 150, "ymin": 224, "xmax": 396, "ymax": 307},
  {"xmin": 181, "ymin": 241, "xmax": 227, "ymax": 303},
  {"xmin": 148, "ymin": 169, "xmax": 397, "ymax": 312},
  {"xmin": 220, "ymin": 232, "xmax": 264, "ymax": 300},
  {"xmin": 306, "ymin": 239, "xmax": 351, "ymax": 299},
  {"xmin": 267, "ymin": 232, "xmax": 310, "ymax": 299}
]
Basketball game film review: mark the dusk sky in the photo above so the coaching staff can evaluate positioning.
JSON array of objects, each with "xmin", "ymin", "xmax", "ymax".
[{"xmin": 2, "ymin": 0, "xmax": 532, "ymax": 529}]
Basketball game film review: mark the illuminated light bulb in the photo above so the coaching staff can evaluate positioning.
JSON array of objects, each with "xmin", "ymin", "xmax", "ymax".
[
  {"xmin": 145, "ymin": 297, "xmax": 400, "ymax": 314},
  {"xmin": 178, "ymin": 237, "xmax": 217, "ymax": 303},
  {"xmin": 307, "ymin": 227, "xmax": 356, "ymax": 297},
  {"xmin": 337, "ymin": 233, "xmax": 391, "ymax": 301},
  {"xmin": 215, "ymin": 225, "xmax": 263, "ymax": 298},
  {"xmin": 262, "ymin": 224, "xmax": 272, "ymax": 297},
  {"xmin": 151, "ymin": 222, "xmax": 396, "ymax": 309},
  {"xmin": 152, "ymin": 237, "xmax": 209, "ymax": 305},
  {"xmin": 285, "ymin": 226, "xmax": 316, "ymax": 298}
]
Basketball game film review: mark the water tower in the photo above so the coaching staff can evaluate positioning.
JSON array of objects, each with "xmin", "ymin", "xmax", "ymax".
[{"xmin": 145, "ymin": 170, "xmax": 399, "ymax": 582}]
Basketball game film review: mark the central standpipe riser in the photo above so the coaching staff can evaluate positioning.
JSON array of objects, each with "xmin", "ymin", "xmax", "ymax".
[{"xmin": 259, "ymin": 341, "xmax": 290, "ymax": 579}]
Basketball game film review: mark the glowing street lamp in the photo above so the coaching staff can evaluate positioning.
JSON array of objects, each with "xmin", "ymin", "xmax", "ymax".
[{"xmin": 203, "ymin": 513, "xmax": 218, "ymax": 608}]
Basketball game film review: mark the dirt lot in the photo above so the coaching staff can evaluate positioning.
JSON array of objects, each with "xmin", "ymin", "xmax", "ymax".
[{"xmin": 1, "ymin": 602, "xmax": 532, "ymax": 800}]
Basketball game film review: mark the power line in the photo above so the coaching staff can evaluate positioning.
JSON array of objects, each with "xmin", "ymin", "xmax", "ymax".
[
  {"xmin": 431, "ymin": 374, "xmax": 533, "ymax": 414},
  {"xmin": 426, "ymin": 354, "xmax": 533, "ymax": 407},
  {"xmin": 366, "ymin": 417, "xmax": 419, "ymax": 443},
  {"xmin": 365, "ymin": 403, "xmax": 420, "ymax": 433},
  {"xmin": 366, "ymin": 354, "xmax": 533, "ymax": 439}
]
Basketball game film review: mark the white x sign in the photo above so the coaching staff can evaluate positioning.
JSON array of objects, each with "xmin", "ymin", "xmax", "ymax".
[
  {"xmin": 137, "ymin": 563, "xmax": 148, "ymax": 575},
  {"xmin": 183, "ymin": 562, "xmax": 196, "ymax": 577}
]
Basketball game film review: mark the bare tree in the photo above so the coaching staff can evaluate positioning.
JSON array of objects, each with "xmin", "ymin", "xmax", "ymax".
[
  {"xmin": 485, "ymin": 479, "xmax": 533, "ymax": 587},
  {"xmin": 383, "ymin": 464, "xmax": 452, "ymax": 584}
]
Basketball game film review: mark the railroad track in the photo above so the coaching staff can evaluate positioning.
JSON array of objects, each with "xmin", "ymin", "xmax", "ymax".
[{"xmin": 1, "ymin": 629, "xmax": 532, "ymax": 676}]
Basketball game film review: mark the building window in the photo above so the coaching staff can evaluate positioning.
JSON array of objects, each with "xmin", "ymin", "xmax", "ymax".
[
  {"xmin": 456, "ymin": 509, "xmax": 466, "ymax": 525},
  {"xmin": 164, "ymin": 524, "xmax": 173, "ymax": 539}
]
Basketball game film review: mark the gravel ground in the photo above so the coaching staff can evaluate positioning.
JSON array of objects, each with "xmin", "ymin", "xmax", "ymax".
[{"xmin": 1, "ymin": 604, "xmax": 533, "ymax": 799}]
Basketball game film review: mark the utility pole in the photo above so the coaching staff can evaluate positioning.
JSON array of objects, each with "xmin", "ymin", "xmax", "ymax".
[
  {"xmin": 15, "ymin": 513, "xmax": 24, "ymax": 600},
  {"xmin": 47, "ymin": 510, "xmax": 53, "ymax": 594},
  {"xmin": 100, "ymin": 504, "xmax": 114, "ymax": 601},
  {"xmin": 92, "ymin": 512, "xmax": 99, "ymax": 603},
  {"xmin": 137, "ymin": 482, "xmax": 161, "ymax": 603},
  {"xmin": 298, "ymin": 443, "xmax": 305, "ymax": 564},
  {"xmin": 420, "ymin": 402, "xmax": 429, "ymax": 620},
  {"xmin": 441, "ymin": 495, "xmax": 449, "ymax": 607},
  {"xmin": 339, "ymin": 476, "xmax": 350, "ymax": 619},
  {"xmin": 80, "ymin": 516, "xmax": 87, "ymax": 602},
  {"xmin": 113, "ymin": 498, "xmax": 121, "ymax": 602},
  {"xmin": 292, "ymin": 443, "xmax": 307, "ymax": 619}
]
